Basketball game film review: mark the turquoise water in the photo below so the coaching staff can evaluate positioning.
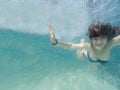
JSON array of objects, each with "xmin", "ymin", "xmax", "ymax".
[
  {"xmin": 0, "ymin": 29, "xmax": 120, "ymax": 90},
  {"xmin": 0, "ymin": 0, "xmax": 120, "ymax": 90}
]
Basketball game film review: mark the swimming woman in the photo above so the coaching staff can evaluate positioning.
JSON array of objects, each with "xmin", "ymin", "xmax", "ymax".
[{"xmin": 48, "ymin": 22, "xmax": 120, "ymax": 63}]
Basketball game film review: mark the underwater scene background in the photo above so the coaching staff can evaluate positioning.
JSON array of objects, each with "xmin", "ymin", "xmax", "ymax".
[{"xmin": 0, "ymin": 0, "xmax": 120, "ymax": 90}]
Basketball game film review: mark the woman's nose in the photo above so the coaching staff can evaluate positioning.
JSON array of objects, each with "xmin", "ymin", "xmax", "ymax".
[{"xmin": 97, "ymin": 40, "xmax": 101, "ymax": 43}]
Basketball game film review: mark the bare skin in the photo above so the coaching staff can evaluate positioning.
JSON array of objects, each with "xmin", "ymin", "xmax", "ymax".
[{"xmin": 48, "ymin": 24, "xmax": 120, "ymax": 62}]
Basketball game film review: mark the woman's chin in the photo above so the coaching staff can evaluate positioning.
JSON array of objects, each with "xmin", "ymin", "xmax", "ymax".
[{"xmin": 95, "ymin": 46, "xmax": 104, "ymax": 50}]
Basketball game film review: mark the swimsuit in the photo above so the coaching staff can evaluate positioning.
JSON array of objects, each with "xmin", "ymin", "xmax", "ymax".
[{"xmin": 87, "ymin": 52, "xmax": 108, "ymax": 63}]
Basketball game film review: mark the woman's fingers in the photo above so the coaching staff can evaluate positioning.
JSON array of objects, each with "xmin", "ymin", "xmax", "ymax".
[
  {"xmin": 48, "ymin": 24, "xmax": 57, "ymax": 44},
  {"xmin": 48, "ymin": 24, "xmax": 54, "ymax": 32}
]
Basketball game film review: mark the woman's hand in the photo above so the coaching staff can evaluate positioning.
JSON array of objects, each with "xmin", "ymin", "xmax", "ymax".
[
  {"xmin": 76, "ymin": 49, "xmax": 88, "ymax": 60},
  {"xmin": 48, "ymin": 24, "xmax": 57, "ymax": 45},
  {"xmin": 76, "ymin": 38, "xmax": 88, "ymax": 60}
]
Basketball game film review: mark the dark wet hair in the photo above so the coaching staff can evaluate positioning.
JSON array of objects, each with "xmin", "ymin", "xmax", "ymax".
[{"xmin": 87, "ymin": 22, "xmax": 115, "ymax": 41}]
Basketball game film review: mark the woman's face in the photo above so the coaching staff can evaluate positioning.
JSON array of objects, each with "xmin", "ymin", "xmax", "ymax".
[{"xmin": 92, "ymin": 36, "xmax": 107, "ymax": 50}]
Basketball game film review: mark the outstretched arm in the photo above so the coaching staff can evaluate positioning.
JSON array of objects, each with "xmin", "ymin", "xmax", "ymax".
[
  {"xmin": 57, "ymin": 40, "xmax": 88, "ymax": 50},
  {"xmin": 48, "ymin": 24, "xmax": 89, "ymax": 50},
  {"xmin": 112, "ymin": 35, "xmax": 120, "ymax": 46}
]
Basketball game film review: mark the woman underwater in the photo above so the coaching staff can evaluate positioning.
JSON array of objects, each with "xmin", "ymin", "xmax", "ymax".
[{"xmin": 48, "ymin": 22, "xmax": 120, "ymax": 63}]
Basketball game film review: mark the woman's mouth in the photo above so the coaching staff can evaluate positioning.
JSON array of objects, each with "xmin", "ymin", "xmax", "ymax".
[{"xmin": 96, "ymin": 43, "xmax": 104, "ymax": 47}]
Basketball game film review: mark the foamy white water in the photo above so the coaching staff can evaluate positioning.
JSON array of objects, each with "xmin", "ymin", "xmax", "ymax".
[{"xmin": 0, "ymin": 0, "xmax": 119, "ymax": 39}]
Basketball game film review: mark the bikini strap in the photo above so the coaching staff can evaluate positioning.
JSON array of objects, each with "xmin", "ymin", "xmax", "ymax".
[{"xmin": 87, "ymin": 52, "xmax": 107, "ymax": 63}]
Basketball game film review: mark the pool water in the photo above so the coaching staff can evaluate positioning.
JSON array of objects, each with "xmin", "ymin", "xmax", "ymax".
[{"xmin": 0, "ymin": 0, "xmax": 120, "ymax": 90}]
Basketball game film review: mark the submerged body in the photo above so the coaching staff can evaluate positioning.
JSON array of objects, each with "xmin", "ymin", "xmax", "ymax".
[{"xmin": 48, "ymin": 23, "xmax": 120, "ymax": 63}]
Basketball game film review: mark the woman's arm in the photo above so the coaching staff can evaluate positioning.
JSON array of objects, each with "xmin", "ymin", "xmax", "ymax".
[
  {"xmin": 57, "ymin": 40, "xmax": 89, "ymax": 50},
  {"xmin": 48, "ymin": 24, "xmax": 89, "ymax": 50},
  {"xmin": 112, "ymin": 35, "xmax": 120, "ymax": 46}
]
